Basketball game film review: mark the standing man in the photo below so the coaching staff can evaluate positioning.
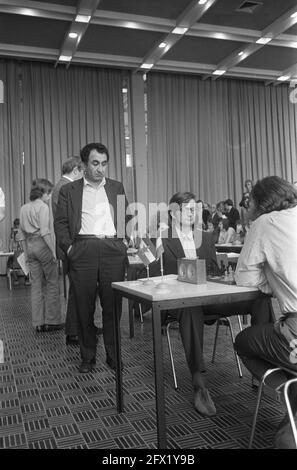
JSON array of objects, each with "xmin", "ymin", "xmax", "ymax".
[
  {"xmin": 224, "ymin": 199, "xmax": 240, "ymax": 230},
  {"xmin": 51, "ymin": 156, "xmax": 83, "ymax": 345},
  {"xmin": 54, "ymin": 143, "xmax": 129, "ymax": 373}
]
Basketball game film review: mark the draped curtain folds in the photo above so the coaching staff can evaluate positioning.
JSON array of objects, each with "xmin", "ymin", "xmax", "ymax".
[
  {"xmin": 0, "ymin": 60, "xmax": 130, "ymax": 273},
  {"xmin": 147, "ymin": 72, "xmax": 297, "ymax": 206},
  {"xmin": 0, "ymin": 60, "xmax": 22, "ymax": 269},
  {"xmin": 21, "ymin": 63, "xmax": 128, "ymax": 200}
]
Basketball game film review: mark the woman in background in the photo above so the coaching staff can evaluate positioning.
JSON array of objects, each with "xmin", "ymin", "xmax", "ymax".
[
  {"xmin": 217, "ymin": 218, "xmax": 235, "ymax": 244},
  {"xmin": 19, "ymin": 179, "xmax": 63, "ymax": 332}
]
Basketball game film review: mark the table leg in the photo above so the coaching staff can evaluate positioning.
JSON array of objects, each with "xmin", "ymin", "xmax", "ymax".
[
  {"xmin": 128, "ymin": 299, "xmax": 134, "ymax": 338},
  {"xmin": 113, "ymin": 290, "xmax": 123, "ymax": 412},
  {"xmin": 152, "ymin": 304, "xmax": 167, "ymax": 449}
]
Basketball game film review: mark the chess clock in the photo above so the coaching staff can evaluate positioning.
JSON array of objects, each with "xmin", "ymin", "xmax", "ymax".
[{"xmin": 177, "ymin": 258, "xmax": 206, "ymax": 284}]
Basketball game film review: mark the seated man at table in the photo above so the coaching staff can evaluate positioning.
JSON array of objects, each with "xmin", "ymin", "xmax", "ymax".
[
  {"xmin": 234, "ymin": 176, "xmax": 297, "ymax": 447},
  {"xmin": 140, "ymin": 192, "xmax": 273, "ymax": 418}
]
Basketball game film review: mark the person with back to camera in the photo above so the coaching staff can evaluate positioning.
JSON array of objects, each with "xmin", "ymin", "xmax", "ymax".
[
  {"xmin": 18, "ymin": 179, "xmax": 63, "ymax": 332},
  {"xmin": 234, "ymin": 176, "xmax": 297, "ymax": 448},
  {"xmin": 51, "ymin": 156, "xmax": 84, "ymax": 346}
]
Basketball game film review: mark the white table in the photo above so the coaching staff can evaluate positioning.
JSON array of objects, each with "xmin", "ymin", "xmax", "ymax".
[{"xmin": 112, "ymin": 275, "xmax": 261, "ymax": 448}]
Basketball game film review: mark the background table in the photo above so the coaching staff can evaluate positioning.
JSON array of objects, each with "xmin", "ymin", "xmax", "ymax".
[
  {"xmin": 112, "ymin": 275, "xmax": 261, "ymax": 448},
  {"xmin": 215, "ymin": 243, "xmax": 243, "ymax": 253}
]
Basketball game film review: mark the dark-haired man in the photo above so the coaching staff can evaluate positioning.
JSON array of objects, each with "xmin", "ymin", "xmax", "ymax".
[
  {"xmin": 54, "ymin": 143, "xmax": 129, "ymax": 373},
  {"xmin": 51, "ymin": 156, "xmax": 83, "ymax": 346},
  {"xmin": 224, "ymin": 199, "xmax": 240, "ymax": 230}
]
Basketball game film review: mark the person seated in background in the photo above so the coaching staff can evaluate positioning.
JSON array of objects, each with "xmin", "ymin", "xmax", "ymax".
[
  {"xmin": 7, "ymin": 218, "xmax": 31, "ymax": 286},
  {"xmin": 224, "ymin": 199, "xmax": 240, "ymax": 230},
  {"xmin": 196, "ymin": 199, "xmax": 210, "ymax": 229},
  {"xmin": 232, "ymin": 221, "xmax": 245, "ymax": 245},
  {"xmin": 244, "ymin": 179, "xmax": 253, "ymax": 194},
  {"xmin": 206, "ymin": 217, "xmax": 219, "ymax": 244},
  {"xmin": 239, "ymin": 191, "xmax": 250, "ymax": 229},
  {"xmin": 234, "ymin": 176, "xmax": 297, "ymax": 448},
  {"xmin": 217, "ymin": 218, "xmax": 235, "ymax": 244}
]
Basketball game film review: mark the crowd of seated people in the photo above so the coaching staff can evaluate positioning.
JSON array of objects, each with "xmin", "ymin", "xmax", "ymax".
[{"xmin": 201, "ymin": 183, "xmax": 253, "ymax": 246}]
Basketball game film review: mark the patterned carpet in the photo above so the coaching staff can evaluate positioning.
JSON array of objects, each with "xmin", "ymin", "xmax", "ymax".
[{"xmin": 0, "ymin": 276, "xmax": 285, "ymax": 450}]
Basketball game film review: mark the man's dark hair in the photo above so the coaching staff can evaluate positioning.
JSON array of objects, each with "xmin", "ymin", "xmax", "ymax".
[
  {"xmin": 168, "ymin": 192, "xmax": 196, "ymax": 220},
  {"xmin": 80, "ymin": 143, "xmax": 109, "ymax": 164},
  {"xmin": 169, "ymin": 191, "xmax": 196, "ymax": 209},
  {"xmin": 224, "ymin": 199, "xmax": 233, "ymax": 207},
  {"xmin": 30, "ymin": 178, "xmax": 53, "ymax": 201},
  {"xmin": 62, "ymin": 156, "xmax": 82, "ymax": 175},
  {"xmin": 251, "ymin": 176, "xmax": 297, "ymax": 218}
]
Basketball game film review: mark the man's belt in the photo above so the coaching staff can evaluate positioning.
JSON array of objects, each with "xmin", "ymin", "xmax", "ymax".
[{"xmin": 75, "ymin": 234, "xmax": 117, "ymax": 240}]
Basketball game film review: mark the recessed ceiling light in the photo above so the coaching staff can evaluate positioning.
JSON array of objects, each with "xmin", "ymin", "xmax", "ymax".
[
  {"xmin": 172, "ymin": 27, "xmax": 188, "ymax": 35},
  {"xmin": 213, "ymin": 69, "xmax": 226, "ymax": 76},
  {"xmin": 122, "ymin": 88, "xmax": 128, "ymax": 93},
  {"xmin": 140, "ymin": 63, "xmax": 154, "ymax": 69},
  {"xmin": 238, "ymin": 51, "xmax": 244, "ymax": 56},
  {"xmin": 59, "ymin": 55, "xmax": 72, "ymax": 62},
  {"xmin": 277, "ymin": 75, "xmax": 290, "ymax": 81},
  {"xmin": 198, "ymin": 0, "xmax": 208, "ymax": 4},
  {"xmin": 126, "ymin": 154, "xmax": 132, "ymax": 167},
  {"xmin": 75, "ymin": 14, "xmax": 91, "ymax": 23},
  {"xmin": 290, "ymin": 12, "xmax": 297, "ymax": 18},
  {"xmin": 68, "ymin": 32, "xmax": 78, "ymax": 39},
  {"xmin": 159, "ymin": 42, "xmax": 167, "ymax": 49},
  {"xmin": 256, "ymin": 37, "xmax": 272, "ymax": 44}
]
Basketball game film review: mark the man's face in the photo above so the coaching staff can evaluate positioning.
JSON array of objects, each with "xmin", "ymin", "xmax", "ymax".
[
  {"xmin": 174, "ymin": 199, "xmax": 196, "ymax": 228},
  {"xmin": 84, "ymin": 150, "xmax": 108, "ymax": 184}
]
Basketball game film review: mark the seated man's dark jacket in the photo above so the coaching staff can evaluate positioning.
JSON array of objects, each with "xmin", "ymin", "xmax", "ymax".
[{"xmin": 139, "ymin": 226, "xmax": 219, "ymax": 313}]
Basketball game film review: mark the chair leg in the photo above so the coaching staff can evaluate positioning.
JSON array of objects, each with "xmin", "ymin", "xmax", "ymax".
[
  {"xmin": 166, "ymin": 323, "xmax": 178, "ymax": 390},
  {"xmin": 249, "ymin": 368, "xmax": 282, "ymax": 448},
  {"xmin": 237, "ymin": 314, "xmax": 243, "ymax": 332},
  {"xmin": 225, "ymin": 317, "xmax": 243, "ymax": 379},
  {"xmin": 284, "ymin": 378, "xmax": 297, "ymax": 448},
  {"xmin": 211, "ymin": 319, "xmax": 220, "ymax": 363},
  {"xmin": 7, "ymin": 269, "xmax": 12, "ymax": 291},
  {"xmin": 249, "ymin": 375, "xmax": 266, "ymax": 448},
  {"xmin": 139, "ymin": 304, "xmax": 144, "ymax": 323}
]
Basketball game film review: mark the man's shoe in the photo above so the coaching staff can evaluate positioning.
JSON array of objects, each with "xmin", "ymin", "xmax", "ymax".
[
  {"xmin": 106, "ymin": 355, "xmax": 124, "ymax": 371},
  {"xmin": 35, "ymin": 325, "xmax": 45, "ymax": 333},
  {"xmin": 44, "ymin": 323, "xmax": 65, "ymax": 332},
  {"xmin": 66, "ymin": 335, "xmax": 79, "ymax": 345},
  {"xmin": 79, "ymin": 359, "xmax": 96, "ymax": 373},
  {"xmin": 194, "ymin": 388, "xmax": 216, "ymax": 417}
]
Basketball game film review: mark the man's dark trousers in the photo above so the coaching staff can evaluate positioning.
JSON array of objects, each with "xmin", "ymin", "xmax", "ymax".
[{"xmin": 68, "ymin": 237, "xmax": 127, "ymax": 362}]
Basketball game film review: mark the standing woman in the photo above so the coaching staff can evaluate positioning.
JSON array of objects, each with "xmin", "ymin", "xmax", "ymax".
[{"xmin": 19, "ymin": 179, "xmax": 63, "ymax": 332}]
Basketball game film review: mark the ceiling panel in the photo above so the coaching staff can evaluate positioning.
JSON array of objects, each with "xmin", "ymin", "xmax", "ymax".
[
  {"xmin": 98, "ymin": 0, "xmax": 191, "ymax": 20},
  {"xmin": 164, "ymin": 36, "xmax": 244, "ymax": 65},
  {"xmin": 0, "ymin": 13, "xmax": 69, "ymax": 49},
  {"xmin": 240, "ymin": 45, "xmax": 297, "ymax": 71},
  {"xmin": 285, "ymin": 23, "xmax": 297, "ymax": 35},
  {"xmin": 77, "ymin": 24, "xmax": 164, "ymax": 57},
  {"xmin": 31, "ymin": 0, "xmax": 78, "ymax": 6},
  {"xmin": 199, "ymin": 0, "xmax": 297, "ymax": 31}
]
